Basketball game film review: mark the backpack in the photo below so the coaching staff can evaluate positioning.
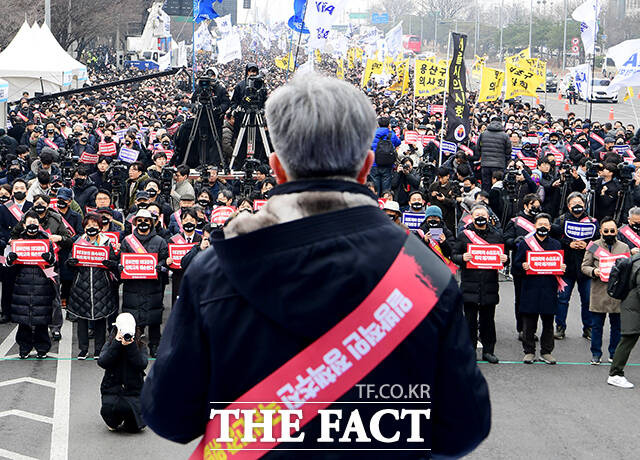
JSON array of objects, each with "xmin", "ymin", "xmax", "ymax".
[
  {"xmin": 375, "ymin": 132, "xmax": 396, "ymax": 167},
  {"xmin": 607, "ymin": 253, "xmax": 640, "ymax": 300}
]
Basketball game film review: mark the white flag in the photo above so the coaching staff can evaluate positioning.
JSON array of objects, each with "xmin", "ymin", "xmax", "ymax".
[
  {"xmin": 306, "ymin": 0, "xmax": 348, "ymax": 51},
  {"xmin": 215, "ymin": 15, "xmax": 233, "ymax": 36},
  {"xmin": 217, "ymin": 31, "xmax": 242, "ymax": 64},
  {"xmin": 569, "ymin": 63, "xmax": 592, "ymax": 100},
  {"xmin": 607, "ymin": 39, "xmax": 640, "ymax": 91},
  {"xmin": 386, "ymin": 22, "xmax": 403, "ymax": 56},
  {"xmin": 195, "ymin": 23, "xmax": 213, "ymax": 52},
  {"xmin": 571, "ymin": 0, "xmax": 601, "ymax": 55}
]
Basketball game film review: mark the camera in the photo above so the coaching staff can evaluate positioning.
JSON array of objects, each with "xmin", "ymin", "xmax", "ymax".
[
  {"xmin": 242, "ymin": 75, "xmax": 267, "ymax": 111},
  {"xmin": 161, "ymin": 166, "xmax": 177, "ymax": 198},
  {"xmin": 618, "ymin": 162, "xmax": 635, "ymax": 184},
  {"xmin": 122, "ymin": 333, "xmax": 133, "ymax": 342},
  {"xmin": 586, "ymin": 160, "xmax": 602, "ymax": 180},
  {"xmin": 196, "ymin": 77, "xmax": 216, "ymax": 104}
]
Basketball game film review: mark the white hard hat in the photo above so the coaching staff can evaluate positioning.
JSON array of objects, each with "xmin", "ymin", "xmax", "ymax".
[
  {"xmin": 114, "ymin": 312, "xmax": 136, "ymax": 337},
  {"xmin": 383, "ymin": 200, "xmax": 401, "ymax": 213}
]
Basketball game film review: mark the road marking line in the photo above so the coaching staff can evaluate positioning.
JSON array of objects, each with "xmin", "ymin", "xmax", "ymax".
[
  {"xmin": 0, "ymin": 377, "xmax": 55, "ymax": 388},
  {"xmin": 0, "ymin": 447, "xmax": 40, "ymax": 460},
  {"xmin": 0, "ymin": 325, "xmax": 17, "ymax": 357},
  {"xmin": 0, "ymin": 409, "xmax": 53, "ymax": 424},
  {"xmin": 50, "ymin": 320, "xmax": 72, "ymax": 460}
]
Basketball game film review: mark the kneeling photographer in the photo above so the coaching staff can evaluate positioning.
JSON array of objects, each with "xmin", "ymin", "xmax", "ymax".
[{"xmin": 98, "ymin": 313, "xmax": 148, "ymax": 433}]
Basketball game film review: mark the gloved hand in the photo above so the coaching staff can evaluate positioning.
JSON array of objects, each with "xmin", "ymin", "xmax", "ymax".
[
  {"xmin": 155, "ymin": 264, "xmax": 168, "ymax": 274},
  {"xmin": 6, "ymin": 252, "xmax": 18, "ymax": 265},
  {"xmin": 66, "ymin": 258, "xmax": 79, "ymax": 267},
  {"xmin": 101, "ymin": 259, "xmax": 118, "ymax": 270},
  {"xmin": 41, "ymin": 252, "xmax": 55, "ymax": 265}
]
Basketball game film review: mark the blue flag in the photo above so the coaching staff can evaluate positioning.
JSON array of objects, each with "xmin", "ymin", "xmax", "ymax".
[
  {"xmin": 194, "ymin": 0, "xmax": 222, "ymax": 23},
  {"xmin": 288, "ymin": 0, "xmax": 309, "ymax": 34}
]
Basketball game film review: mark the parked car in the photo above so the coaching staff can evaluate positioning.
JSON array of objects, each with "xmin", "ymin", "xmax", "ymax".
[{"xmin": 545, "ymin": 71, "xmax": 558, "ymax": 92}]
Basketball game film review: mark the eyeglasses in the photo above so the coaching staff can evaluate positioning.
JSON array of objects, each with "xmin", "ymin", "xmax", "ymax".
[{"xmin": 602, "ymin": 230, "xmax": 616, "ymax": 235}]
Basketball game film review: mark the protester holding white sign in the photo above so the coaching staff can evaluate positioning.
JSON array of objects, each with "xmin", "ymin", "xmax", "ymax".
[{"xmin": 581, "ymin": 218, "xmax": 629, "ymax": 365}]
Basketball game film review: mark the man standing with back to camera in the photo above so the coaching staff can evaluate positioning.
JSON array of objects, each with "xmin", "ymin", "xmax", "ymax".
[{"xmin": 142, "ymin": 74, "xmax": 490, "ymax": 458}]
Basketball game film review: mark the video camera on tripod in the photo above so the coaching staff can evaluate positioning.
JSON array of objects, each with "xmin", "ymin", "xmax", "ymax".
[
  {"xmin": 105, "ymin": 159, "xmax": 129, "ymax": 209},
  {"xmin": 242, "ymin": 75, "xmax": 267, "ymax": 112}
]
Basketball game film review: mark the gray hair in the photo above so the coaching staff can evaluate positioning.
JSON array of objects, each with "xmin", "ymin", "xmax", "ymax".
[
  {"xmin": 265, "ymin": 73, "xmax": 377, "ymax": 180},
  {"xmin": 629, "ymin": 206, "xmax": 640, "ymax": 218},
  {"xmin": 566, "ymin": 191, "xmax": 586, "ymax": 205}
]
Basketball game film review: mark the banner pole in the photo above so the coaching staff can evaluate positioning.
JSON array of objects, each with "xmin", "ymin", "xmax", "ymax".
[{"xmin": 439, "ymin": 33, "xmax": 451, "ymax": 167}]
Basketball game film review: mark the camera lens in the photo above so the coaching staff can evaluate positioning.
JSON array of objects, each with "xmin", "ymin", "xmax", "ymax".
[{"xmin": 123, "ymin": 333, "xmax": 133, "ymax": 341}]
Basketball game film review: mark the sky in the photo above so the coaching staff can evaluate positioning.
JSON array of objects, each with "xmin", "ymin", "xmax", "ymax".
[{"xmin": 239, "ymin": 0, "xmax": 374, "ymax": 24}]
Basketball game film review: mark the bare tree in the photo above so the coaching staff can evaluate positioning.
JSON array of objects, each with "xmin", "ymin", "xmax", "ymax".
[{"xmin": 417, "ymin": 0, "xmax": 467, "ymax": 20}]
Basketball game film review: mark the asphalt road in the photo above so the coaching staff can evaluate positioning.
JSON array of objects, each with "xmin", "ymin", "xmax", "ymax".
[
  {"xmin": 0, "ymin": 280, "xmax": 639, "ymax": 460},
  {"xmin": 519, "ymin": 90, "xmax": 640, "ymax": 128}
]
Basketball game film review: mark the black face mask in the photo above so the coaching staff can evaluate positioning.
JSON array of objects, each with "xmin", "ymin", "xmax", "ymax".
[
  {"xmin": 26, "ymin": 223, "xmax": 39, "ymax": 234},
  {"xmin": 137, "ymin": 202, "xmax": 148, "ymax": 209},
  {"xmin": 147, "ymin": 190, "xmax": 158, "ymax": 198},
  {"xmin": 603, "ymin": 234, "xmax": 617, "ymax": 245},
  {"xmin": 57, "ymin": 200, "xmax": 69, "ymax": 209},
  {"xmin": 85, "ymin": 227, "xmax": 99, "ymax": 237},
  {"xmin": 183, "ymin": 222, "xmax": 196, "ymax": 232},
  {"xmin": 571, "ymin": 205, "xmax": 584, "ymax": 215},
  {"xmin": 0, "ymin": 196, "xmax": 9, "ymax": 203},
  {"xmin": 47, "ymin": 129, "xmax": 54, "ymax": 134},
  {"xmin": 631, "ymin": 223, "xmax": 640, "ymax": 234},
  {"xmin": 13, "ymin": 191, "xmax": 26, "ymax": 201},
  {"xmin": 530, "ymin": 206, "xmax": 541, "ymax": 215},
  {"xmin": 198, "ymin": 200, "xmax": 210, "ymax": 208},
  {"xmin": 550, "ymin": 139, "xmax": 558, "ymax": 145},
  {"xmin": 410, "ymin": 203, "xmax": 423, "ymax": 211},
  {"xmin": 33, "ymin": 205, "xmax": 46, "ymax": 214},
  {"xmin": 125, "ymin": 141, "xmax": 132, "ymax": 146},
  {"xmin": 196, "ymin": 219, "xmax": 205, "ymax": 229},
  {"xmin": 474, "ymin": 217, "xmax": 488, "ymax": 227},
  {"xmin": 162, "ymin": 142, "xmax": 170, "ymax": 148},
  {"xmin": 463, "ymin": 186, "xmax": 473, "ymax": 193},
  {"xmin": 137, "ymin": 222, "xmax": 151, "ymax": 233},
  {"xmin": 75, "ymin": 178, "xmax": 85, "ymax": 187},
  {"xmin": 536, "ymin": 227, "xmax": 550, "ymax": 237},
  {"xmin": 104, "ymin": 136, "xmax": 112, "ymax": 143},
  {"xmin": 216, "ymin": 200, "xmax": 227, "ymax": 207},
  {"xmin": 80, "ymin": 137, "xmax": 88, "ymax": 143},
  {"xmin": 101, "ymin": 217, "xmax": 110, "ymax": 226},
  {"xmin": 426, "ymin": 220, "xmax": 440, "ymax": 228}
]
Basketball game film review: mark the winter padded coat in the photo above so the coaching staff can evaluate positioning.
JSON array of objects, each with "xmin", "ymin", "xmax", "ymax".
[
  {"xmin": 478, "ymin": 120, "xmax": 512, "ymax": 169},
  {"xmin": 67, "ymin": 233, "xmax": 119, "ymax": 320},
  {"xmin": 9, "ymin": 231, "xmax": 57, "ymax": 326},
  {"xmin": 452, "ymin": 223, "xmax": 506, "ymax": 306},
  {"xmin": 119, "ymin": 229, "xmax": 169, "ymax": 326}
]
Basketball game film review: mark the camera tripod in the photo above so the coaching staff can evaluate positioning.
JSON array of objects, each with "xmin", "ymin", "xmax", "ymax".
[
  {"xmin": 230, "ymin": 109, "xmax": 272, "ymax": 171},
  {"xmin": 181, "ymin": 102, "xmax": 227, "ymax": 171}
]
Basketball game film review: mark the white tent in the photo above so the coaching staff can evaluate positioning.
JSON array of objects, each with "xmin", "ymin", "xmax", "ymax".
[{"xmin": 0, "ymin": 21, "xmax": 87, "ymax": 101}]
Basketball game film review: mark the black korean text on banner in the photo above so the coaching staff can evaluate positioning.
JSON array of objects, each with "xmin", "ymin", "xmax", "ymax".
[
  {"xmin": 11, "ymin": 239, "xmax": 49, "ymax": 265},
  {"xmin": 120, "ymin": 253, "xmax": 158, "ymax": 280},
  {"xmin": 72, "ymin": 244, "xmax": 109, "ymax": 268},
  {"xmin": 445, "ymin": 33, "xmax": 470, "ymax": 144},
  {"xmin": 168, "ymin": 243, "xmax": 196, "ymax": 269}
]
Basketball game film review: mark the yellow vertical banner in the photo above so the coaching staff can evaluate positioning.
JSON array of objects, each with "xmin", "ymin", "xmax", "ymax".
[
  {"xmin": 414, "ymin": 59, "xmax": 448, "ymax": 97},
  {"xmin": 315, "ymin": 49, "xmax": 322, "ymax": 64},
  {"xmin": 336, "ymin": 58, "xmax": 345, "ymax": 80},
  {"xmin": 347, "ymin": 48, "xmax": 355, "ymax": 69},
  {"xmin": 478, "ymin": 68, "xmax": 505, "ymax": 102},
  {"xmin": 505, "ymin": 48, "xmax": 531, "ymax": 67},
  {"xmin": 505, "ymin": 63, "xmax": 539, "ymax": 99},
  {"xmin": 361, "ymin": 59, "xmax": 383, "ymax": 88}
]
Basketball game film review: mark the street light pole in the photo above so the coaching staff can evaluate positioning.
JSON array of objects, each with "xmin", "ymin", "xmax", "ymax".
[
  {"xmin": 45, "ymin": 0, "xmax": 51, "ymax": 28},
  {"xmin": 474, "ymin": 0, "xmax": 479, "ymax": 57},
  {"xmin": 562, "ymin": 0, "xmax": 568, "ymax": 70},
  {"xmin": 434, "ymin": 11, "xmax": 438, "ymax": 53},
  {"xmin": 499, "ymin": 0, "xmax": 503, "ymax": 61},
  {"xmin": 529, "ymin": 0, "xmax": 533, "ymax": 52}
]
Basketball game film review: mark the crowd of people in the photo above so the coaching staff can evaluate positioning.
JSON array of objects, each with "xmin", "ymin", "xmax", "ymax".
[{"xmin": 0, "ymin": 37, "xmax": 639, "ymax": 435}]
